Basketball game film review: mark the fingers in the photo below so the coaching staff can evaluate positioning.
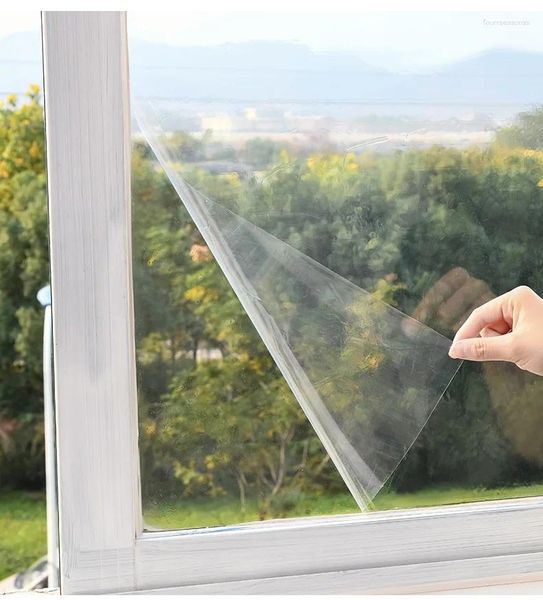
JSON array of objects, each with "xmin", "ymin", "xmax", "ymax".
[
  {"xmin": 453, "ymin": 292, "xmax": 513, "ymax": 342},
  {"xmin": 449, "ymin": 333, "xmax": 514, "ymax": 362},
  {"xmin": 480, "ymin": 326, "xmax": 503, "ymax": 338},
  {"xmin": 480, "ymin": 322, "xmax": 510, "ymax": 337}
]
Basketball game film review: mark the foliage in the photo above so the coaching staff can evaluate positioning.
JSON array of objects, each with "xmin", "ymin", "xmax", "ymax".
[
  {"xmin": 138, "ymin": 129, "xmax": 543, "ymax": 504},
  {"xmin": 0, "ymin": 88, "xmax": 48, "ymax": 489},
  {"xmin": 495, "ymin": 107, "xmax": 543, "ymax": 149},
  {"xmin": 3, "ymin": 89, "xmax": 543, "ymax": 515},
  {"xmin": 132, "ymin": 145, "xmax": 343, "ymax": 508}
]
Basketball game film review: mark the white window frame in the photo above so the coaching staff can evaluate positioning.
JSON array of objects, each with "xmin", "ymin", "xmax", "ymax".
[{"xmin": 42, "ymin": 10, "xmax": 543, "ymax": 595}]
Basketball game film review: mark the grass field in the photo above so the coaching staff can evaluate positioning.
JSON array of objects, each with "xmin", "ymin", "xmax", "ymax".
[
  {"xmin": 0, "ymin": 491, "xmax": 46, "ymax": 581},
  {"xmin": 3, "ymin": 483, "xmax": 543, "ymax": 580},
  {"xmin": 143, "ymin": 482, "xmax": 543, "ymax": 530}
]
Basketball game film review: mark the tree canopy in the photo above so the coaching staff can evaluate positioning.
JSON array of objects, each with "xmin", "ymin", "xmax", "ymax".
[{"xmin": 3, "ymin": 89, "xmax": 543, "ymax": 516}]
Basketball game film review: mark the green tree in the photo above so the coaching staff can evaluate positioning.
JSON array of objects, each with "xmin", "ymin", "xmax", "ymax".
[
  {"xmin": 496, "ymin": 107, "xmax": 543, "ymax": 149},
  {"xmin": 6, "ymin": 86, "xmax": 543, "ymax": 512},
  {"xmin": 0, "ymin": 87, "xmax": 48, "ymax": 489}
]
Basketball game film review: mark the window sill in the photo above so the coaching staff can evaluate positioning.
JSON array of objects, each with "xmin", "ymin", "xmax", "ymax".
[{"xmin": 127, "ymin": 496, "xmax": 543, "ymax": 593}]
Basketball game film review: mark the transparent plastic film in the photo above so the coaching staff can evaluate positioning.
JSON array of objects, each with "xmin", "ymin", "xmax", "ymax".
[{"xmin": 134, "ymin": 101, "xmax": 461, "ymax": 510}]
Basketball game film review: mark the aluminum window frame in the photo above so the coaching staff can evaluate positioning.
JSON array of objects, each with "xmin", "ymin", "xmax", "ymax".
[{"xmin": 42, "ymin": 10, "xmax": 543, "ymax": 594}]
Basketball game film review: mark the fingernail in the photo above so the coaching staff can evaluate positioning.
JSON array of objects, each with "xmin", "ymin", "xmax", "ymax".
[{"xmin": 449, "ymin": 342, "xmax": 459, "ymax": 358}]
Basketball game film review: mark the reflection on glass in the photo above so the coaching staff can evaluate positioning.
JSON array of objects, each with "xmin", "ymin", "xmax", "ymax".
[{"xmin": 129, "ymin": 11, "xmax": 543, "ymax": 530}]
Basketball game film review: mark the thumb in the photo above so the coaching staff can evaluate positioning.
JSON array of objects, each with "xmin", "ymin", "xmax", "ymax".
[{"xmin": 449, "ymin": 334, "xmax": 514, "ymax": 362}]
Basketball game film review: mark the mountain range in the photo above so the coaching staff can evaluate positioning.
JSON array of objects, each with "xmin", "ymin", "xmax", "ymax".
[{"xmin": 1, "ymin": 31, "xmax": 541, "ymax": 113}]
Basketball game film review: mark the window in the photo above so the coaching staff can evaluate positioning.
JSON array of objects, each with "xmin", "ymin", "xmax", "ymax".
[
  {"xmin": 43, "ymin": 10, "xmax": 543, "ymax": 594},
  {"xmin": 130, "ymin": 10, "xmax": 543, "ymax": 529}
]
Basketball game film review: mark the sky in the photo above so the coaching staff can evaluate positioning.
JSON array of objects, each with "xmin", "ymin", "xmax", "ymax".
[
  {"xmin": 0, "ymin": 12, "xmax": 39, "ymax": 38},
  {"xmin": 128, "ymin": 11, "xmax": 543, "ymax": 71},
  {"xmin": 2, "ymin": 10, "xmax": 543, "ymax": 71}
]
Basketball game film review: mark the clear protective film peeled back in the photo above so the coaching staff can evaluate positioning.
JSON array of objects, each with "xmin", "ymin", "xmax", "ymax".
[
  {"xmin": 130, "ymin": 28, "xmax": 466, "ymax": 509},
  {"xmin": 134, "ymin": 101, "xmax": 460, "ymax": 510}
]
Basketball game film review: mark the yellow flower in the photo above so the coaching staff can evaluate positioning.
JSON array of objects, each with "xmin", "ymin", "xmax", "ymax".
[
  {"xmin": 224, "ymin": 172, "xmax": 240, "ymax": 186},
  {"xmin": 27, "ymin": 84, "xmax": 41, "ymax": 97},
  {"xmin": 28, "ymin": 141, "xmax": 41, "ymax": 159},
  {"xmin": 144, "ymin": 422, "xmax": 157, "ymax": 436},
  {"xmin": 360, "ymin": 351, "xmax": 385, "ymax": 372},
  {"xmin": 306, "ymin": 156, "xmax": 318, "ymax": 171},
  {"xmin": 185, "ymin": 285, "xmax": 218, "ymax": 304},
  {"xmin": 279, "ymin": 149, "xmax": 290, "ymax": 164},
  {"xmin": 185, "ymin": 285, "xmax": 207, "ymax": 302}
]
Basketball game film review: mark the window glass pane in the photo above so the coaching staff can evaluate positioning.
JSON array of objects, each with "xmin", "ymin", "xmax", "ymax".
[{"xmin": 129, "ymin": 11, "xmax": 543, "ymax": 531}]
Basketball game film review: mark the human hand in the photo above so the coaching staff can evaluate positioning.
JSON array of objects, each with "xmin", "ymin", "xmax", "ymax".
[{"xmin": 449, "ymin": 286, "xmax": 543, "ymax": 376}]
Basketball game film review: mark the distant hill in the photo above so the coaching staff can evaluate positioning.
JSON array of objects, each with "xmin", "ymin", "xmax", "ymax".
[
  {"xmin": 128, "ymin": 38, "xmax": 392, "ymax": 105},
  {"xmin": 391, "ymin": 48, "xmax": 543, "ymax": 106},
  {"xmin": 129, "ymin": 38, "xmax": 383, "ymax": 72},
  {"xmin": 1, "ymin": 31, "xmax": 542, "ymax": 113}
]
